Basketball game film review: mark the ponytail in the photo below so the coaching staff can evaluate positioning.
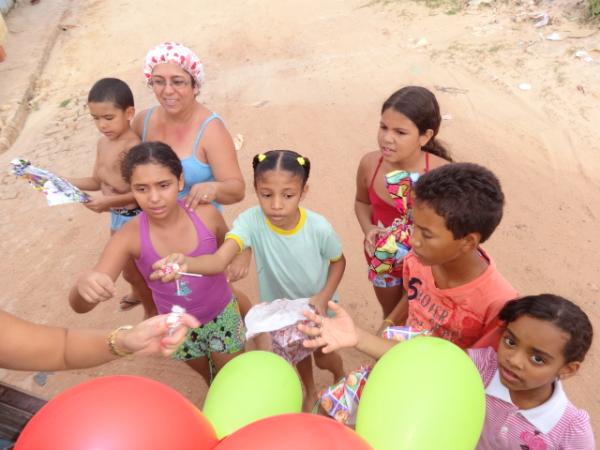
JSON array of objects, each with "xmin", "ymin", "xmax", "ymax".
[{"xmin": 423, "ymin": 137, "xmax": 453, "ymax": 162}]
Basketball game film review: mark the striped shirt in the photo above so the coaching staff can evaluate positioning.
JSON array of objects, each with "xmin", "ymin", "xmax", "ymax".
[{"xmin": 468, "ymin": 347, "xmax": 595, "ymax": 450}]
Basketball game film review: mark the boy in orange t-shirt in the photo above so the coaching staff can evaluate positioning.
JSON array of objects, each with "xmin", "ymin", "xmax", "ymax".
[{"xmin": 385, "ymin": 162, "xmax": 517, "ymax": 350}]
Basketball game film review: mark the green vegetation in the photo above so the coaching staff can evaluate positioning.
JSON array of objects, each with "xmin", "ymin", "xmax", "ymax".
[
  {"xmin": 363, "ymin": 0, "xmax": 464, "ymax": 15},
  {"xmin": 415, "ymin": 0, "xmax": 464, "ymax": 14}
]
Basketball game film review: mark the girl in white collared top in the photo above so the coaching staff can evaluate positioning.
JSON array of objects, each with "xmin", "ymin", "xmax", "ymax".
[{"xmin": 469, "ymin": 294, "xmax": 594, "ymax": 450}]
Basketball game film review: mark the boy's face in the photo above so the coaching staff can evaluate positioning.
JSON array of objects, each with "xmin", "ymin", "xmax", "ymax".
[
  {"xmin": 88, "ymin": 101, "xmax": 133, "ymax": 140},
  {"xmin": 496, "ymin": 315, "xmax": 579, "ymax": 394},
  {"xmin": 409, "ymin": 200, "xmax": 471, "ymax": 266}
]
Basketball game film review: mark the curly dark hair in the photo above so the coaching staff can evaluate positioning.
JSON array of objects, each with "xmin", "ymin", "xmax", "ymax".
[
  {"xmin": 252, "ymin": 150, "xmax": 311, "ymax": 187},
  {"xmin": 121, "ymin": 141, "xmax": 182, "ymax": 183},
  {"xmin": 499, "ymin": 294, "xmax": 593, "ymax": 363},
  {"xmin": 414, "ymin": 162, "xmax": 504, "ymax": 242}
]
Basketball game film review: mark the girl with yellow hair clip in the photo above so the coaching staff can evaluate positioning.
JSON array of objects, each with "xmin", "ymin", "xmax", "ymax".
[{"xmin": 151, "ymin": 149, "xmax": 346, "ymax": 411}]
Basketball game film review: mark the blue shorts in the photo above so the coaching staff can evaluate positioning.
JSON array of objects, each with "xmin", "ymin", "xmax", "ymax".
[{"xmin": 110, "ymin": 207, "xmax": 142, "ymax": 231}]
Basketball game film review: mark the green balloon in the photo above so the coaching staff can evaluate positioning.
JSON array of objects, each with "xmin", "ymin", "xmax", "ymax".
[
  {"xmin": 203, "ymin": 351, "xmax": 302, "ymax": 438},
  {"xmin": 356, "ymin": 337, "xmax": 485, "ymax": 450}
]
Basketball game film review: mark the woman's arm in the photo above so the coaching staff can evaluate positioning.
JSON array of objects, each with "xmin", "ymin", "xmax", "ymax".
[
  {"xmin": 186, "ymin": 120, "xmax": 245, "ymax": 208},
  {"xmin": 68, "ymin": 225, "xmax": 136, "ymax": 313},
  {"xmin": 0, "ymin": 310, "xmax": 199, "ymax": 371}
]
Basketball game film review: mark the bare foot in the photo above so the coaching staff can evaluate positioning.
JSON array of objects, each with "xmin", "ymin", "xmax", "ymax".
[{"xmin": 302, "ymin": 390, "xmax": 318, "ymax": 413}]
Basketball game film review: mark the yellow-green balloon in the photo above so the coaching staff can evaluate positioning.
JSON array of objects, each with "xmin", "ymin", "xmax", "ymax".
[
  {"xmin": 356, "ymin": 337, "xmax": 485, "ymax": 450},
  {"xmin": 203, "ymin": 351, "xmax": 302, "ymax": 438}
]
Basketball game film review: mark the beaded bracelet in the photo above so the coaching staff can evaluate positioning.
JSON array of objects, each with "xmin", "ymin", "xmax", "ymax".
[
  {"xmin": 107, "ymin": 325, "xmax": 134, "ymax": 357},
  {"xmin": 383, "ymin": 319, "xmax": 394, "ymax": 326}
]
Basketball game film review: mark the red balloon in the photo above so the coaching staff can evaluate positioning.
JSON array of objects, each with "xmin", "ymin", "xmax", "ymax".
[
  {"xmin": 15, "ymin": 375, "xmax": 218, "ymax": 450},
  {"xmin": 215, "ymin": 413, "xmax": 372, "ymax": 450}
]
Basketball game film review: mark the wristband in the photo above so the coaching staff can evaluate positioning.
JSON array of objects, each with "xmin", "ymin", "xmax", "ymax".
[{"xmin": 107, "ymin": 325, "xmax": 134, "ymax": 357}]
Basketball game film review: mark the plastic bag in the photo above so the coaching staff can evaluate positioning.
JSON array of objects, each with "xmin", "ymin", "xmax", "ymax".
[{"xmin": 244, "ymin": 298, "xmax": 315, "ymax": 364}]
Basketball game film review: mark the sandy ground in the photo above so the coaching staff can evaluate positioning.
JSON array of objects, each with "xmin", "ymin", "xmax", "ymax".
[{"xmin": 1, "ymin": 0, "xmax": 599, "ymax": 430}]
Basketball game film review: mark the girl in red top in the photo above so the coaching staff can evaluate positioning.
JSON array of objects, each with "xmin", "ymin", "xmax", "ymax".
[{"xmin": 354, "ymin": 86, "xmax": 452, "ymax": 318}]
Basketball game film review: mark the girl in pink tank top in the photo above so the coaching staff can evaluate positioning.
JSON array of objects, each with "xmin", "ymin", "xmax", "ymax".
[
  {"xmin": 355, "ymin": 86, "xmax": 452, "ymax": 321},
  {"xmin": 68, "ymin": 141, "xmax": 245, "ymax": 385}
]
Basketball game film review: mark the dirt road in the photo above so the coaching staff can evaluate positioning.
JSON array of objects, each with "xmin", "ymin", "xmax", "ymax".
[{"xmin": 1, "ymin": 0, "xmax": 599, "ymax": 428}]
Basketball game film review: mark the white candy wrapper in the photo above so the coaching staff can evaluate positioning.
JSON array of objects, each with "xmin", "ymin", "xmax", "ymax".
[
  {"xmin": 167, "ymin": 305, "xmax": 186, "ymax": 336},
  {"xmin": 244, "ymin": 298, "xmax": 315, "ymax": 364}
]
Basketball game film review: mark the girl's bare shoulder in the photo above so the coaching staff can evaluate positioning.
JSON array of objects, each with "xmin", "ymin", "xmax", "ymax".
[
  {"xmin": 358, "ymin": 151, "xmax": 381, "ymax": 171},
  {"xmin": 192, "ymin": 203, "xmax": 223, "ymax": 230},
  {"xmin": 116, "ymin": 217, "xmax": 141, "ymax": 246},
  {"xmin": 357, "ymin": 150, "xmax": 381, "ymax": 181}
]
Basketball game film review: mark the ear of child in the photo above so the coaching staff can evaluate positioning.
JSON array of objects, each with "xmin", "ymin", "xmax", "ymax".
[{"xmin": 557, "ymin": 360, "xmax": 581, "ymax": 380}]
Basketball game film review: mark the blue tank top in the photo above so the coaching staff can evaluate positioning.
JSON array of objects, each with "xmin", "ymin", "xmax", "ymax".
[{"xmin": 141, "ymin": 107, "xmax": 222, "ymax": 200}]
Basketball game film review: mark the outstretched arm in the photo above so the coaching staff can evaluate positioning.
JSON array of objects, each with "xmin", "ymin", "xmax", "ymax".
[
  {"xmin": 69, "ymin": 225, "xmax": 134, "ymax": 313},
  {"xmin": 300, "ymin": 302, "xmax": 397, "ymax": 360},
  {"xmin": 84, "ymin": 192, "xmax": 137, "ymax": 213},
  {"xmin": 150, "ymin": 238, "xmax": 241, "ymax": 281},
  {"xmin": 0, "ymin": 309, "xmax": 199, "ymax": 371}
]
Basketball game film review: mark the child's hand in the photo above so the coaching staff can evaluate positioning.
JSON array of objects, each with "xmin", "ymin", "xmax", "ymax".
[
  {"xmin": 77, "ymin": 271, "xmax": 116, "ymax": 304},
  {"xmin": 308, "ymin": 294, "xmax": 329, "ymax": 316},
  {"xmin": 83, "ymin": 193, "xmax": 111, "ymax": 213},
  {"xmin": 226, "ymin": 248, "xmax": 251, "ymax": 282},
  {"xmin": 299, "ymin": 302, "xmax": 358, "ymax": 353},
  {"xmin": 364, "ymin": 226, "xmax": 385, "ymax": 256},
  {"xmin": 150, "ymin": 254, "xmax": 187, "ymax": 282}
]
